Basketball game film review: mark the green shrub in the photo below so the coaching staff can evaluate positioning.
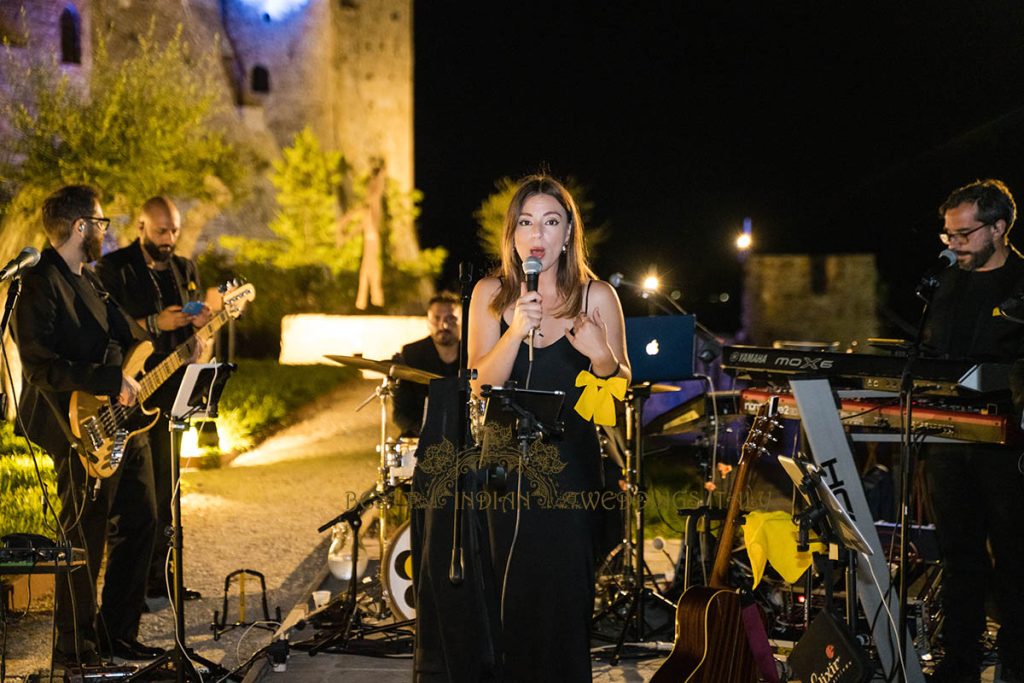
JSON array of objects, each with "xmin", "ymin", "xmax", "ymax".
[
  {"xmin": 199, "ymin": 250, "xmax": 359, "ymax": 358},
  {"xmin": 198, "ymin": 249, "xmax": 438, "ymax": 358},
  {"xmin": 0, "ymin": 425, "xmax": 60, "ymax": 538},
  {"xmin": 214, "ymin": 359, "xmax": 356, "ymax": 453}
]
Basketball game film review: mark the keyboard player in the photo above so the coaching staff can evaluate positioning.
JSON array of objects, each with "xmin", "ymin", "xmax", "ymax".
[{"xmin": 922, "ymin": 179, "xmax": 1024, "ymax": 683}]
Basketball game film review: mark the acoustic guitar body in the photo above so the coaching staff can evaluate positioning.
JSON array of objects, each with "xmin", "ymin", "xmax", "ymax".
[{"xmin": 650, "ymin": 586, "xmax": 758, "ymax": 683}]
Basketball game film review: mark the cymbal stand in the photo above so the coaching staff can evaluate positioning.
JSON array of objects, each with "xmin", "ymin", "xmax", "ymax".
[
  {"xmin": 594, "ymin": 384, "xmax": 675, "ymax": 664},
  {"xmin": 354, "ymin": 373, "xmax": 400, "ymax": 571},
  {"xmin": 350, "ymin": 373, "xmax": 416, "ymax": 621},
  {"xmin": 299, "ymin": 485, "xmax": 415, "ymax": 656}
]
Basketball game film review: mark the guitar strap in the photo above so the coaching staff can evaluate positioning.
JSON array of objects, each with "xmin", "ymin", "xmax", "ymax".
[{"xmin": 741, "ymin": 600, "xmax": 780, "ymax": 683}]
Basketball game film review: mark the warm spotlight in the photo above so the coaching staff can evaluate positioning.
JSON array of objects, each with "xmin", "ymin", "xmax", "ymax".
[
  {"xmin": 736, "ymin": 232, "xmax": 753, "ymax": 251},
  {"xmin": 642, "ymin": 275, "xmax": 660, "ymax": 293}
]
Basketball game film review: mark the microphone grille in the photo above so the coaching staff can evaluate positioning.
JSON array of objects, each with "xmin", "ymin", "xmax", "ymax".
[
  {"xmin": 23, "ymin": 246, "xmax": 41, "ymax": 266},
  {"xmin": 522, "ymin": 256, "xmax": 542, "ymax": 275},
  {"xmin": 939, "ymin": 248, "xmax": 956, "ymax": 265},
  {"xmin": 609, "ymin": 272, "xmax": 623, "ymax": 288}
]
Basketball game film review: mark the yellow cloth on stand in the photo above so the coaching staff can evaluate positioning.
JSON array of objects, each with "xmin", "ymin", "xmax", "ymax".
[
  {"xmin": 573, "ymin": 371, "xmax": 627, "ymax": 426},
  {"xmin": 742, "ymin": 510, "xmax": 825, "ymax": 587}
]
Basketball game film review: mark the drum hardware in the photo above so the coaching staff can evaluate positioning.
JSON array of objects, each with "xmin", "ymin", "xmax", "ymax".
[
  {"xmin": 295, "ymin": 354, "xmax": 437, "ymax": 656},
  {"xmin": 592, "ymin": 384, "xmax": 677, "ymax": 663},
  {"xmin": 299, "ymin": 481, "xmax": 415, "ymax": 656}
]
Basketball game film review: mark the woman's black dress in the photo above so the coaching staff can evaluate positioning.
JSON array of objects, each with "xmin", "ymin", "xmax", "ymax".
[{"xmin": 487, "ymin": 315, "xmax": 602, "ymax": 682}]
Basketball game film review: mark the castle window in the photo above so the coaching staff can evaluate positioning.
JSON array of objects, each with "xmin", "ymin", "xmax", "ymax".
[
  {"xmin": 251, "ymin": 65, "xmax": 270, "ymax": 93},
  {"xmin": 59, "ymin": 6, "xmax": 82, "ymax": 64},
  {"xmin": 810, "ymin": 255, "xmax": 829, "ymax": 295}
]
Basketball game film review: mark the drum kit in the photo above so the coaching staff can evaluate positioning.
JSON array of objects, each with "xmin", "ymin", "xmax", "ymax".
[{"xmin": 320, "ymin": 354, "xmax": 441, "ymax": 625}]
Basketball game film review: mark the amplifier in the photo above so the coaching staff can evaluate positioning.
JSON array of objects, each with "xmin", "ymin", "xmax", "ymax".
[{"xmin": 789, "ymin": 610, "xmax": 872, "ymax": 683}]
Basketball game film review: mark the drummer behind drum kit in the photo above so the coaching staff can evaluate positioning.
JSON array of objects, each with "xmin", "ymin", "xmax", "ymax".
[{"xmin": 319, "ymin": 354, "xmax": 440, "ymax": 628}]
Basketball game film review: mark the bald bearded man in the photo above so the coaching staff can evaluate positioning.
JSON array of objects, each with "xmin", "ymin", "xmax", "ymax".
[{"xmin": 96, "ymin": 196, "xmax": 212, "ymax": 607}]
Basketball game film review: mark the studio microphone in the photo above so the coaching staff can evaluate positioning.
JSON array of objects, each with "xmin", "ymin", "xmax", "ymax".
[
  {"xmin": 921, "ymin": 249, "xmax": 957, "ymax": 282},
  {"xmin": 0, "ymin": 247, "xmax": 41, "ymax": 282},
  {"xmin": 916, "ymin": 248, "xmax": 956, "ymax": 299},
  {"xmin": 609, "ymin": 272, "xmax": 625, "ymax": 288},
  {"xmin": 522, "ymin": 256, "xmax": 542, "ymax": 363}
]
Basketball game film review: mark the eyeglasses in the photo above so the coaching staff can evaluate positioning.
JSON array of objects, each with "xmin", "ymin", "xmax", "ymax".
[
  {"xmin": 939, "ymin": 223, "xmax": 991, "ymax": 246},
  {"xmin": 78, "ymin": 216, "xmax": 110, "ymax": 232}
]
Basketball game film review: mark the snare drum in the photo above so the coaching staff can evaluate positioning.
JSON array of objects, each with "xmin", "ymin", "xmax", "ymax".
[
  {"xmin": 380, "ymin": 520, "xmax": 415, "ymax": 620},
  {"xmin": 385, "ymin": 437, "xmax": 419, "ymax": 485}
]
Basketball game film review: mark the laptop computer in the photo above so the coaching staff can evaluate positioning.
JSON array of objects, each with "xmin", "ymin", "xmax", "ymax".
[{"xmin": 624, "ymin": 315, "xmax": 696, "ymax": 383}]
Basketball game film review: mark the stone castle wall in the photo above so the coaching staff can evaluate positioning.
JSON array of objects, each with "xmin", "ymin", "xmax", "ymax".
[
  {"xmin": 1, "ymin": 0, "xmax": 418, "ymax": 253},
  {"xmin": 742, "ymin": 254, "xmax": 880, "ymax": 348}
]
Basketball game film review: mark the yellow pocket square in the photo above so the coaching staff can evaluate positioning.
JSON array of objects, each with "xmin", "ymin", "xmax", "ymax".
[{"xmin": 742, "ymin": 510, "xmax": 825, "ymax": 587}]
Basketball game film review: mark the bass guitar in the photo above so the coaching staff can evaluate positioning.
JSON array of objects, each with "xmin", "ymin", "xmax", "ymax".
[
  {"xmin": 70, "ymin": 282, "xmax": 255, "ymax": 479},
  {"xmin": 650, "ymin": 397, "xmax": 780, "ymax": 682}
]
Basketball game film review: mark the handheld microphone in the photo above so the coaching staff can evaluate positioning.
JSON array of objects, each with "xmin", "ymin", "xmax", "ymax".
[
  {"xmin": 609, "ymin": 272, "xmax": 625, "ymax": 288},
  {"xmin": 0, "ymin": 247, "xmax": 41, "ymax": 282},
  {"xmin": 522, "ymin": 256, "xmax": 542, "ymax": 364}
]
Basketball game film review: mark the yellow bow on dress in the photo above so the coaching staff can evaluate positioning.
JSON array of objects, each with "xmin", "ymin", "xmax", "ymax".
[{"xmin": 573, "ymin": 370, "xmax": 628, "ymax": 426}]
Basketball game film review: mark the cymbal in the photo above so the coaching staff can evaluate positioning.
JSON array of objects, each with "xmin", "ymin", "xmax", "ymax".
[
  {"xmin": 324, "ymin": 354, "xmax": 441, "ymax": 384},
  {"xmin": 628, "ymin": 382, "xmax": 682, "ymax": 394},
  {"xmin": 646, "ymin": 390, "xmax": 742, "ymax": 436}
]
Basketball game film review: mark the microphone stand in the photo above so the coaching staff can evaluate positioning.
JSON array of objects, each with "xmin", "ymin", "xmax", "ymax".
[
  {"xmin": 450, "ymin": 263, "xmax": 474, "ymax": 584},
  {"xmin": 890, "ymin": 275, "xmax": 939, "ymax": 681}
]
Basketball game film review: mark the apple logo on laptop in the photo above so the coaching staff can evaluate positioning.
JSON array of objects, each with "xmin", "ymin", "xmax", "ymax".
[{"xmin": 645, "ymin": 338, "xmax": 660, "ymax": 356}]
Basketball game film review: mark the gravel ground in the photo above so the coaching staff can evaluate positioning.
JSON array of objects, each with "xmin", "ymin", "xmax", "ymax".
[{"xmin": 1, "ymin": 377, "xmax": 385, "ymax": 681}]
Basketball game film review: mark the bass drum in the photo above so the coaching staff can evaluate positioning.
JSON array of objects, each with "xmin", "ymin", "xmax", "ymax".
[{"xmin": 381, "ymin": 520, "xmax": 416, "ymax": 621}]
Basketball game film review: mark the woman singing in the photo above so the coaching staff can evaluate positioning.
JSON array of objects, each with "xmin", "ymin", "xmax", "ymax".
[{"xmin": 468, "ymin": 174, "xmax": 630, "ymax": 681}]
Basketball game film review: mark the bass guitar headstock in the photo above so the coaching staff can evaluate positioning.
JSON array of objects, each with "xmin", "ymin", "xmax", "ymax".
[{"xmin": 218, "ymin": 279, "xmax": 255, "ymax": 320}]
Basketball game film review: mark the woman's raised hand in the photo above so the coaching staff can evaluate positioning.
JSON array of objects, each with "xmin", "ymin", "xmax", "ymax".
[{"xmin": 566, "ymin": 307, "xmax": 613, "ymax": 364}]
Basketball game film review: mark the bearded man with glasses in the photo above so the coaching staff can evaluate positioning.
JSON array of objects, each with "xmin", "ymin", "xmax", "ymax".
[
  {"xmin": 11, "ymin": 185, "xmax": 164, "ymax": 668},
  {"xmin": 921, "ymin": 179, "xmax": 1024, "ymax": 683}
]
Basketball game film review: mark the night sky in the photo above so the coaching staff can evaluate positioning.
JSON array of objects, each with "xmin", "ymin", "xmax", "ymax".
[{"xmin": 413, "ymin": 1, "xmax": 1024, "ymax": 334}]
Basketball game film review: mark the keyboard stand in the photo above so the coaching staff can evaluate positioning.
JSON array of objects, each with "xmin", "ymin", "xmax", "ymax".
[{"xmin": 789, "ymin": 377, "xmax": 924, "ymax": 683}]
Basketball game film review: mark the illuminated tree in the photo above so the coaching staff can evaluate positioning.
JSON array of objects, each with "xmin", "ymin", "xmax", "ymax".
[
  {"xmin": 0, "ymin": 27, "xmax": 247, "ymax": 259},
  {"xmin": 222, "ymin": 127, "xmax": 445, "ymax": 309}
]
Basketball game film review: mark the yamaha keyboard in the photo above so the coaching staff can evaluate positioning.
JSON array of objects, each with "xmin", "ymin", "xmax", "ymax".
[
  {"xmin": 722, "ymin": 345, "xmax": 1013, "ymax": 396},
  {"xmin": 650, "ymin": 388, "xmax": 1018, "ymax": 444}
]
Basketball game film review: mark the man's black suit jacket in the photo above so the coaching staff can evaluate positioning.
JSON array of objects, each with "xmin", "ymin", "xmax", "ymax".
[
  {"xmin": 96, "ymin": 239, "xmax": 200, "ymax": 409},
  {"xmin": 12, "ymin": 248, "xmax": 140, "ymax": 458},
  {"xmin": 95, "ymin": 239, "xmax": 199, "ymax": 354}
]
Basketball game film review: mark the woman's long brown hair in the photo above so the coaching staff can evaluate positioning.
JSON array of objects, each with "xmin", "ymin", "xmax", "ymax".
[{"xmin": 488, "ymin": 175, "xmax": 597, "ymax": 319}]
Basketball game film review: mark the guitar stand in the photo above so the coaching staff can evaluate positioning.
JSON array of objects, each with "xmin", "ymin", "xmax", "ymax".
[
  {"xmin": 210, "ymin": 569, "xmax": 282, "ymax": 641},
  {"xmin": 592, "ymin": 385, "xmax": 676, "ymax": 664},
  {"xmin": 289, "ymin": 484, "xmax": 414, "ymax": 658}
]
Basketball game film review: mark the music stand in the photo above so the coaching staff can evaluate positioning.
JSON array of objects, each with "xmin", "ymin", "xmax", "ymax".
[
  {"xmin": 779, "ymin": 455, "xmax": 871, "ymax": 637},
  {"xmin": 779, "ymin": 456, "xmax": 871, "ymax": 556},
  {"xmin": 133, "ymin": 362, "xmax": 236, "ymax": 683}
]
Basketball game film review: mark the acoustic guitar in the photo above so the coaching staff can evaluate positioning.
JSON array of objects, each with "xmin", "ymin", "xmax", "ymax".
[
  {"xmin": 650, "ymin": 397, "xmax": 780, "ymax": 682},
  {"xmin": 69, "ymin": 282, "xmax": 255, "ymax": 479}
]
